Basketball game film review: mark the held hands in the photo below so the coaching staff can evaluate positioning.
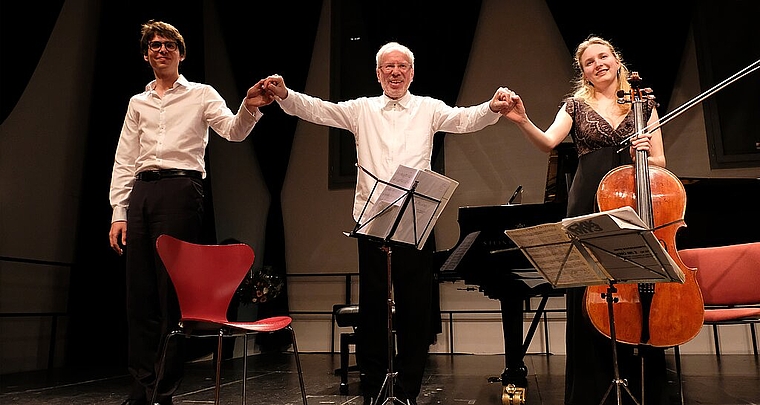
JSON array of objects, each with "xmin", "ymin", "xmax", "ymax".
[
  {"xmin": 244, "ymin": 79, "xmax": 275, "ymax": 110},
  {"xmin": 494, "ymin": 88, "xmax": 527, "ymax": 124},
  {"xmin": 243, "ymin": 74, "xmax": 288, "ymax": 113},
  {"xmin": 262, "ymin": 74, "xmax": 288, "ymax": 100},
  {"xmin": 490, "ymin": 87, "xmax": 522, "ymax": 118},
  {"xmin": 490, "ymin": 87, "xmax": 515, "ymax": 114}
]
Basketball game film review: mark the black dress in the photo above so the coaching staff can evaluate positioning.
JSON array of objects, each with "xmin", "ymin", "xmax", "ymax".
[{"xmin": 562, "ymin": 97, "xmax": 669, "ymax": 405}]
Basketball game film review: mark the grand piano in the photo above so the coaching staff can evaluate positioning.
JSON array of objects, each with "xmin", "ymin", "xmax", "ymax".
[
  {"xmin": 435, "ymin": 201, "xmax": 566, "ymax": 404},
  {"xmin": 433, "ymin": 145, "xmax": 577, "ymax": 404}
]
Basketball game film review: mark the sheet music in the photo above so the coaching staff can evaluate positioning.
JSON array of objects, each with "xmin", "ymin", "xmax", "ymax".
[
  {"xmin": 505, "ymin": 206, "xmax": 684, "ymax": 288},
  {"xmin": 512, "ymin": 268, "xmax": 550, "ymax": 288},
  {"xmin": 561, "ymin": 206, "xmax": 684, "ymax": 283},
  {"xmin": 505, "ymin": 223, "xmax": 604, "ymax": 288},
  {"xmin": 356, "ymin": 165, "xmax": 459, "ymax": 249},
  {"xmin": 373, "ymin": 165, "xmax": 418, "ymax": 207},
  {"xmin": 440, "ymin": 231, "xmax": 480, "ymax": 272}
]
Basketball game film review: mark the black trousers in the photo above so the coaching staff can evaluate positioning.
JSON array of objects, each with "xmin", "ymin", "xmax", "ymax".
[
  {"xmin": 356, "ymin": 237, "xmax": 434, "ymax": 402},
  {"xmin": 125, "ymin": 176, "xmax": 204, "ymax": 403}
]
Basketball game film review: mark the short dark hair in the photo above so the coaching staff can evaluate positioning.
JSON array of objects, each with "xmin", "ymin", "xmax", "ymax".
[{"xmin": 139, "ymin": 20, "xmax": 186, "ymax": 57}]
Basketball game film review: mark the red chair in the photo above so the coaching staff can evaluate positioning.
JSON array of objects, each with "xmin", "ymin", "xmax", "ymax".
[
  {"xmin": 678, "ymin": 241, "xmax": 760, "ymax": 356},
  {"xmin": 152, "ymin": 234, "xmax": 307, "ymax": 405}
]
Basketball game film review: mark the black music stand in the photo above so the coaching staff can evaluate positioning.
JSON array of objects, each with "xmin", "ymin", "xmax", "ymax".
[
  {"xmin": 504, "ymin": 206, "xmax": 685, "ymax": 405},
  {"xmin": 348, "ymin": 164, "xmax": 458, "ymax": 405}
]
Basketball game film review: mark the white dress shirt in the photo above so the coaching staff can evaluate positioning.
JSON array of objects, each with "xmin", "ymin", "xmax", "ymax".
[
  {"xmin": 277, "ymin": 90, "xmax": 500, "ymax": 221},
  {"xmin": 109, "ymin": 75, "xmax": 262, "ymax": 223}
]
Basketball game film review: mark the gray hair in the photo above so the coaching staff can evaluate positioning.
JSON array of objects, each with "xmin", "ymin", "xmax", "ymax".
[{"xmin": 376, "ymin": 42, "xmax": 415, "ymax": 68}]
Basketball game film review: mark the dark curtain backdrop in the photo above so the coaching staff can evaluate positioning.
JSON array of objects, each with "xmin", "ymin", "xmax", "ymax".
[
  {"xmin": 214, "ymin": 1, "xmax": 324, "ymax": 350},
  {"xmin": 0, "ymin": 1, "xmax": 66, "ymax": 125}
]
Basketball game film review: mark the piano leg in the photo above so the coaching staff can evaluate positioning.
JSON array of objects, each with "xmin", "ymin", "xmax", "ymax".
[{"xmin": 500, "ymin": 295, "xmax": 527, "ymax": 405}]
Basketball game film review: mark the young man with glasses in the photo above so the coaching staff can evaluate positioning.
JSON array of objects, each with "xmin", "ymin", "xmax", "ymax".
[
  {"xmin": 261, "ymin": 42, "xmax": 516, "ymax": 405},
  {"xmin": 108, "ymin": 20, "xmax": 273, "ymax": 405}
]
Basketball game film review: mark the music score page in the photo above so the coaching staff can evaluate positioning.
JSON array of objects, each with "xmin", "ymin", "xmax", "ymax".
[{"xmin": 505, "ymin": 206, "xmax": 684, "ymax": 288}]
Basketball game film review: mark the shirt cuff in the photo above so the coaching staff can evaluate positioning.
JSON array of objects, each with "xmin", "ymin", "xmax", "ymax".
[
  {"xmin": 486, "ymin": 101, "xmax": 500, "ymax": 115},
  {"xmin": 276, "ymin": 91, "xmax": 294, "ymax": 107},
  {"xmin": 112, "ymin": 207, "xmax": 127, "ymax": 223},
  {"xmin": 242, "ymin": 102, "xmax": 263, "ymax": 123}
]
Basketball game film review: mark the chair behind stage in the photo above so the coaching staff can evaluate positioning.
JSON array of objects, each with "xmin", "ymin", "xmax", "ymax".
[{"xmin": 678, "ymin": 241, "xmax": 760, "ymax": 356}]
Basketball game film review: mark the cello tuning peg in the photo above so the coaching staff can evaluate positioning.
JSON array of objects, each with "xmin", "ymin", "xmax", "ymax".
[{"xmin": 616, "ymin": 90, "xmax": 630, "ymax": 104}]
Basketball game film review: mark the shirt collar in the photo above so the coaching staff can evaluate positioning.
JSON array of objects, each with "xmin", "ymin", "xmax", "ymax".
[
  {"xmin": 381, "ymin": 92, "xmax": 412, "ymax": 110},
  {"xmin": 145, "ymin": 74, "xmax": 189, "ymax": 92}
]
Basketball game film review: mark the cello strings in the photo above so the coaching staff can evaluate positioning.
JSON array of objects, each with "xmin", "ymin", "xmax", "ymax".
[{"xmin": 619, "ymin": 58, "xmax": 760, "ymax": 146}]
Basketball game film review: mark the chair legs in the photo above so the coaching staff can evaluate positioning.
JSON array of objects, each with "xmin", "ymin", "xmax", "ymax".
[
  {"xmin": 237, "ymin": 328, "xmax": 307, "ymax": 405},
  {"xmin": 712, "ymin": 324, "xmax": 722, "ymax": 357},
  {"xmin": 152, "ymin": 329, "xmax": 182, "ymax": 405},
  {"xmin": 288, "ymin": 325, "xmax": 308, "ymax": 405},
  {"xmin": 750, "ymin": 323, "xmax": 758, "ymax": 356},
  {"xmin": 709, "ymin": 323, "xmax": 760, "ymax": 357},
  {"xmin": 242, "ymin": 333, "xmax": 248, "ymax": 405},
  {"xmin": 214, "ymin": 331, "xmax": 224, "ymax": 405},
  {"xmin": 153, "ymin": 330, "xmax": 226, "ymax": 405},
  {"xmin": 154, "ymin": 328, "xmax": 308, "ymax": 405}
]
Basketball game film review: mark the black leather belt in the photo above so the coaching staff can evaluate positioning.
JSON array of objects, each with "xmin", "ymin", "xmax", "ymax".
[{"xmin": 136, "ymin": 169, "xmax": 202, "ymax": 181}]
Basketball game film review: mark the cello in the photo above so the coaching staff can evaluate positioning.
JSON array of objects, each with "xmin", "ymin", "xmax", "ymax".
[{"xmin": 583, "ymin": 72, "xmax": 704, "ymax": 347}]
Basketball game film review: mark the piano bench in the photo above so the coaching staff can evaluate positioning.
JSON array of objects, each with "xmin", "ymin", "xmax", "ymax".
[
  {"xmin": 333, "ymin": 304, "xmax": 360, "ymax": 394},
  {"xmin": 333, "ymin": 304, "xmax": 397, "ymax": 394}
]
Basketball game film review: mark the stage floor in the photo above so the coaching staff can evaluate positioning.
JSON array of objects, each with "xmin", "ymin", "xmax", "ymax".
[{"xmin": 1, "ymin": 352, "xmax": 758, "ymax": 404}]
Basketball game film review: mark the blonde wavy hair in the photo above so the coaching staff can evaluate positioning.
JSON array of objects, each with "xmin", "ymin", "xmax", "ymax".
[{"xmin": 571, "ymin": 36, "xmax": 631, "ymax": 114}]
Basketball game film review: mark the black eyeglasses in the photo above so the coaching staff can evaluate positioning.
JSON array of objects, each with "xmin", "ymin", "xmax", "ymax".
[{"xmin": 149, "ymin": 41, "xmax": 178, "ymax": 52}]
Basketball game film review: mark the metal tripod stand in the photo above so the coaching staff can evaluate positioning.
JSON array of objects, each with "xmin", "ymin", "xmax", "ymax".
[
  {"xmin": 599, "ymin": 282, "xmax": 641, "ymax": 405},
  {"xmin": 373, "ymin": 244, "xmax": 409, "ymax": 405}
]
